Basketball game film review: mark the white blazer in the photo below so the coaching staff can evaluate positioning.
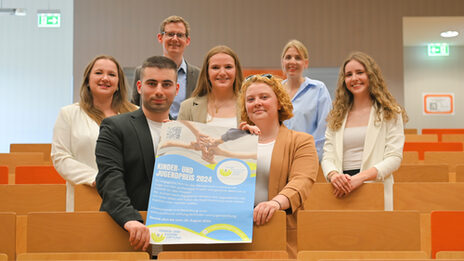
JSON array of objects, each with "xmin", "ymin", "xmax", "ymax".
[
  {"xmin": 321, "ymin": 106, "xmax": 405, "ymax": 210},
  {"xmin": 51, "ymin": 103, "xmax": 99, "ymax": 212}
]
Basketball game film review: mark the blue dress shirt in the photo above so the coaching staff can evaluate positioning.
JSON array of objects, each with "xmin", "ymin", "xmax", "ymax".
[
  {"xmin": 283, "ymin": 77, "xmax": 332, "ymax": 161},
  {"xmin": 170, "ymin": 59, "xmax": 187, "ymax": 119}
]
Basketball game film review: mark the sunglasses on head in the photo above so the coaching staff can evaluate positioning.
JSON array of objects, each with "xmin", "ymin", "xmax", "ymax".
[{"xmin": 245, "ymin": 73, "xmax": 273, "ymax": 81}]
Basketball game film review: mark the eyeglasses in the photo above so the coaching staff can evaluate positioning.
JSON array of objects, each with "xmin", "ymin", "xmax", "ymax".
[
  {"xmin": 162, "ymin": 31, "xmax": 187, "ymax": 39},
  {"xmin": 245, "ymin": 73, "xmax": 273, "ymax": 81}
]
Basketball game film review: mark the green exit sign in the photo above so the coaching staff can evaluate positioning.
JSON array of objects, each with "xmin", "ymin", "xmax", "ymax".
[
  {"xmin": 427, "ymin": 43, "xmax": 449, "ymax": 56},
  {"xmin": 37, "ymin": 13, "xmax": 61, "ymax": 28}
]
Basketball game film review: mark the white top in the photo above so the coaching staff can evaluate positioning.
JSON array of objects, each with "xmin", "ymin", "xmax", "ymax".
[
  {"xmin": 255, "ymin": 140, "xmax": 275, "ymax": 205},
  {"xmin": 147, "ymin": 119, "xmax": 162, "ymax": 155},
  {"xmin": 342, "ymin": 126, "xmax": 367, "ymax": 171},
  {"xmin": 321, "ymin": 107, "xmax": 405, "ymax": 211},
  {"xmin": 206, "ymin": 113, "xmax": 237, "ymax": 129},
  {"xmin": 51, "ymin": 103, "xmax": 99, "ymax": 212}
]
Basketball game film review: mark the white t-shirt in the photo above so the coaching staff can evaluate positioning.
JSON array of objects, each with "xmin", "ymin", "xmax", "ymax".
[
  {"xmin": 255, "ymin": 140, "xmax": 275, "ymax": 205},
  {"xmin": 146, "ymin": 119, "xmax": 163, "ymax": 155}
]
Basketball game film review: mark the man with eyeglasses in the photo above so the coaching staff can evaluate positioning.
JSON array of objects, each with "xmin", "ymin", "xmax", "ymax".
[{"xmin": 131, "ymin": 15, "xmax": 200, "ymax": 119}]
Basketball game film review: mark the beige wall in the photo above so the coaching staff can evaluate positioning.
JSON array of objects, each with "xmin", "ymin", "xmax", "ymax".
[
  {"xmin": 73, "ymin": 0, "xmax": 464, "ymax": 105},
  {"xmin": 404, "ymin": 46, "xmax": 463, "ymax": 129}
]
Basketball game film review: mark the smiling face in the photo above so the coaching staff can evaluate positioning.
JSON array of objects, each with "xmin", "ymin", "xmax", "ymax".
[
  {"xmin": 208, "ymin": 52, "xmax": 236, "ymax": 92},
  {"xmin": 344, "ymin": 59, "xmax": 370, "ymax": 98},
  {"xmin": 157, "ymin": 22, "xmax": 190, "ymax": 57},
  {"xmin": 245, "ymin": 82, "xmax": 280, "ymax": 125},
  {"xmin": 88, "ymin": 59, "xmax": 119, "ymax": 99},
  {"xmin": 281, "ymin": 47, "xmax": 308, "ymax": 78}
]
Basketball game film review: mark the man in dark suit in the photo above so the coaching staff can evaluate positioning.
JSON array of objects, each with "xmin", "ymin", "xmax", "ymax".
[
  {"xmin": 96, "ymin": 56, "xmax": 179, "ymax": 251},
  {"xmin": 131, "ymin": 15, "xmax": 200, "ymax": 119}
]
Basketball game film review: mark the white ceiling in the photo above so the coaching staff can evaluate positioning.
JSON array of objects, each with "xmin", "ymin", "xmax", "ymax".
[{"xmin": 403, "ymin": 17, "xmax": 464, "ymax": 46}]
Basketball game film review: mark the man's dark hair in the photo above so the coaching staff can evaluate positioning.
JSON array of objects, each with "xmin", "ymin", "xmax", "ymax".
[{"xmin": 140, "ymin": 56, "xmax": 178, "ymax": 80}]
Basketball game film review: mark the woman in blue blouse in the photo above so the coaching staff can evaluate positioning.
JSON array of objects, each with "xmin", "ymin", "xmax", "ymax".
[{"xmin": 280, "ymin": 39, "xmax": 332, "ymax": 160}]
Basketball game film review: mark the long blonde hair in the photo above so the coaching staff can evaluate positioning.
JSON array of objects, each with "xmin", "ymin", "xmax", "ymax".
[
  {"xmin": 327, "ymin": 52, "xmax": 408, "ymax": 130},
  {"xmin": 79, "ymin": 55, "xmax": 137, "ymax": 125}
]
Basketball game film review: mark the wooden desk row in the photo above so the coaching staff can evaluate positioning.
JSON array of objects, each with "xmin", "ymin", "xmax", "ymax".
[
  {"xmin": 3, "ymin": 210, "xmax": 464, "ymax": 260},
  {"xmin": 1, "ymin": 182, "xmax": 464, "ymax": 215}
]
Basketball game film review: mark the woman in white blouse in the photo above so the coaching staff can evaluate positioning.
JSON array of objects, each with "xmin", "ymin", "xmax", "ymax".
[
  {"xmin": 321, "ymin": 52, "xmax": 408, "ymax": 210},
  {"xmin": 52, "ymin": 55, "xmax": 137, "ymax": 211},
  {"xmin": 178, "ymin": 45, "xmax": 244, "ymax": 128}
]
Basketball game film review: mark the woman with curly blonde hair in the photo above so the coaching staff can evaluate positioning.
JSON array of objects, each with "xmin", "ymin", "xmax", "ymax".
[
  {"xmin": 240, "ymin": 74, "xmax": 318, "ymax": 258},
  {"xmin": 322, "ymin": 51, "xmax": 407, "ymax": 211}
]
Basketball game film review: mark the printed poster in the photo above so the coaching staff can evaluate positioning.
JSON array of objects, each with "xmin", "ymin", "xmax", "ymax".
[{"xmin": 146, "ymin": 120, "xmax": 258, "ymax": 244}]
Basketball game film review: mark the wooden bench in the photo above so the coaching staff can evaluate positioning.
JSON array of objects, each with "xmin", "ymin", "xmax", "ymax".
[
  {"xmin": 0, "ymin": 166, "xmax": 8, "ymax": 184},
  {"xmin": 10, "ymin": 143, "xmax": 52, "ymax": 163},
  {"xmin": 436, "ymin": 250, "xmax": 464, "ymax": 259},
  {"xmin": 304, "ymin": 183, "xmax": 384, "ymax": 210},
  {"xmin": 16, "ymin": 252, "xmax": 150, "ymax": 260},
  {"xmin": 393, "ymin": 164, "xmax": 449, "ymax": 182},
  {"xmin": 404, "ymin": 128, "xmax": 418, "ymax": 135},
  {"xmin": 405, "ymin": 134, "xmax": 438, "ymax": 142},
  {"xmin": 0, "ymin": 153, "xmax": 47, "ymax": 184},
  {"xmin": 402, "ymin": 151, "xmax": 420, "ymax": 164},
  {"xmin": 394, "ymin": 182, "xmax": 464, "ymax": 257},
  {"xmin": 297, "ymin": 251, "xmax": 428, "ymax": 261},
  {"xmin": 424, "ymin": 151, "xmax": 464, "ymax": 172},
  {"xmin": 456, "ymin": 164, "xmax": 464, "ymax": 182},
  {"xmin": 0, "ymin": 213, "xmax": 15, "ymax": 261},
  {"xmin": 422, "ymin": 129, "xmax": 464, "ymax": 142},
  {"xmin": 74, "ymin": 184, "xmax": 102, "ymax": 211},
  {"xmin": 26, "ymin": 211, "xmax": 144, "ymax": 252},
  {"xmin": 0, "ymin": 184, "xmax": 66, "ymax": 214},
  {"xmin": 442, "ymin": 134, "xmax": 464, "ymax": 144},
  {"xmin": 431, "ymin": 211, "xmax": 464, "ymax": 258},
  {"xmin": 15, "ymin": 166, "xmax": 65, "ymax": 184},
  {"xmin": 403, "ymin": 142, "xmax": 463, "ymax": 160},
  {"xmin": 297, "ymin": 210, "xmax": 421, "ymax": 251}
]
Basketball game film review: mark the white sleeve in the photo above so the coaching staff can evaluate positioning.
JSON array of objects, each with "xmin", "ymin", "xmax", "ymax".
[
  {"xmin": 51, "ymin": 107, "xmax": 97, "ymax": 185},
  {"xmin": 321, "ymin": 126, "xmax": 341, "ymax": 180},
  {"xmin": 374, "ymin": 113, "xmax": 405, "ymax": 181}
]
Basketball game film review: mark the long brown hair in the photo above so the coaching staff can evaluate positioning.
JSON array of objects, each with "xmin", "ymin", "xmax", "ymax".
[
  {"xmin": 79, "ymin": 55, "xmax": 137, "ymax": 124},
  {"xmin": 327, "ymin": 52, "xmax": 408, "ymax": 130},
  {"xmin": 191, "ymin": 45, "xmax": 244, "ymax": 98}
]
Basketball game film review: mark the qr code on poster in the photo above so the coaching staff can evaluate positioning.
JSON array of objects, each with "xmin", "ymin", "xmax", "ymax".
[{"xmin": 166, "ymin": 126, "xmax": 181, "ymax": 140}]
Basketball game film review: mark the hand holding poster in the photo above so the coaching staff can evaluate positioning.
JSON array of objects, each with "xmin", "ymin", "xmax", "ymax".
[{"xmin": 146, "ymin": 121, "xmax": 258, "ymax": 244}]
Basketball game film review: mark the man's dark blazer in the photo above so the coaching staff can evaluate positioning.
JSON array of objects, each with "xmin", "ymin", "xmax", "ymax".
[
  {"xmin": 131, "ymin": 61, "xmax": 200, "ymax": 105},
  {"xmin": 95, "ymin": 108, "xmax": 155, "ymax": 227}
]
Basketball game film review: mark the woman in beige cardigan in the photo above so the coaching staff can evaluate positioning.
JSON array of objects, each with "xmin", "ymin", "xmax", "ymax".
[
  {"xmin": 240, "ymin": 74, "xmax": 318, "ymax": 258},
  {"xmin": 322, "ymin": 51, "xmax": 408, "ymax": 210},
  {"xmin": 178, "ymin": 45, "xmax": 243, "ymax": 128}
]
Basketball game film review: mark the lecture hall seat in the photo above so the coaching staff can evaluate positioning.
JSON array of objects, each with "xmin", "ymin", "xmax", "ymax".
[
  {"xmin": 393, "ymin": 164, "xmax": 449, "ymax": 182},
  {"xmin": 10, "ymin": 143, "xmax": 52, "ymax": 163},
  {"xmin": 403, "ymin": 142, "xmax": 463, "ymax": 160},
  {"xmin": 431, "ymin": 211, "xmax": 464, "ymax": 258},
  {"xmin": 15, "ymin": 165, "xmax": 65, "ymax": 184},
  {"xmin": 304, "ymin": 183, "xmax": 384, "ymax": 210},
  {"xmin": 422, "ymin": 128, "xmax": 464, "ymax": 142},
  {"xmin": 0, "ymin": 213, "xmax": 15, "ymax": 261},
  {"xmin": 297, "ymin": 210, "xmax": 422, "ymax": 252},
  {"xmin": 0, "ymin": 166, "xmax": 8, "ymax": 184}
]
